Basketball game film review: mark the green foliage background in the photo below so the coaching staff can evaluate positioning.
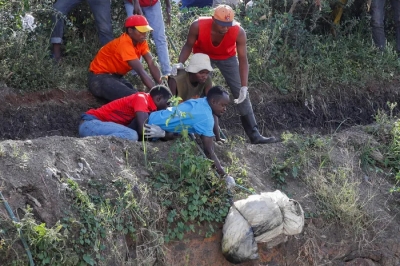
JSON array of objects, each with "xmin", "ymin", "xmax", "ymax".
[{"xmin": 1, "ymin": 0, "xmax": 399, "ymax": 93}]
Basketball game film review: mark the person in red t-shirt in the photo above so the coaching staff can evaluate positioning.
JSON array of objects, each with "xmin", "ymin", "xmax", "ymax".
[
  {"xmin": 88, "ymin": 15, "xmax": 162, "ymax": 102},
  {"xmin": 79, "ymin": 85, "xmax": 172, "ymax": 141},
  {"xmin": 174, "ymin": 5, "xmax": 278, "ymax": 145}
]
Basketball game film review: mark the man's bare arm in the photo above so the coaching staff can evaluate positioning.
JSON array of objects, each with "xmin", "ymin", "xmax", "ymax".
[
  {"xmin": 168, "ymin": 78, "xmax": 178, "ymax": 96},
  {"xmin": 201, "ymin": 135, "xmax": 225, "ymax": 176},
  {"xmin": 178, "ymin": 20, "xmax": 199, "ymax": 64},
  {"xmin": 143, "ymin": 52, "xmax": 161, "ymax": 87},
  {"xmin": 131, "ymin": 0, "xmax": 143, "ymax": 15},
  {"xmin": 164, "ymin": 0, "xmax": 171, "ymax": 26},
  {"xmin": 236, "ymin": 27, "xmax": 249, "ymax": 87},
  {"xmin": 135, "ymin": 112, "xmax": 150, "ymax": 136},
  {"xmin": 128, "ymin": 57, "xmax": 156, "ymax": 90}
]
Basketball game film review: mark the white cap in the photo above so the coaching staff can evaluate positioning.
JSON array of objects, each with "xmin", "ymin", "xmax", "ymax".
[{"xmin": 185, "ymin": 53, "xmax": 213, "ymax": 73}]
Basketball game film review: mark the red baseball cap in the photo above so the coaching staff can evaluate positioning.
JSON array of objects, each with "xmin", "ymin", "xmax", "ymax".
[
  {"xmin": 125, "ymin": 15, "xmax": 153, "ymax": 32},
  {"xmin": 213, "ymin": 5, "xmax": 235, "ymax": 27}
]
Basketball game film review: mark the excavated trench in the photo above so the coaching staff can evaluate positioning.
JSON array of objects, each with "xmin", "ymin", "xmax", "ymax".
[{"xmin": 1, "ymin": 83, "xmax": 400, "ymax": 140}]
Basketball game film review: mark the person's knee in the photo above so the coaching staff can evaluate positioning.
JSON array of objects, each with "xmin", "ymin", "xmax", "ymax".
[
  {"xmin": 371, "ymin": 18, "xmax": 384, "ymax": 28},
  {"xmin": 88, "ymin": 77, "xmax": 105, "ymax": 98}
]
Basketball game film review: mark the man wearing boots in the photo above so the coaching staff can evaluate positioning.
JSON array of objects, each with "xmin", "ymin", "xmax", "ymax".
[{"xmin": 174, "ymin": 4, "xmax": 277, "ymax": 144}]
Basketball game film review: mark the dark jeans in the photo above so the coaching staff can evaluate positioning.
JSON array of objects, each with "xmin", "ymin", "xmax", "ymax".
[
  {"xmin": 51, "ymin": 0, "xmax": 113, "ymax": 46},
  {"xmin": 88, "ymin": 72, "xmax": 138, "ymax": 102},
  {"xmin": 370, "ymin": 0, "xmax": 400, "ymax": 52},
  {"xmin": 211, "ymin": 56, "xmax": 253, "ymax": 116}
]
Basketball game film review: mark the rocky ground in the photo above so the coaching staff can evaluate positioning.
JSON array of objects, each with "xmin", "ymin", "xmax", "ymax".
[{"xmin": 0, "ymin": 84, "xmax": 400, "ymax": 265}]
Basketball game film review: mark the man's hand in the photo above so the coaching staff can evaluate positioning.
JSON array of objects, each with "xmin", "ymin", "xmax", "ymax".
[
  {"xmin": 215, "ymin": 138, "xmax": 227, "ymax": 146},
  {"xmin": 171, "ymin": 63, "xmax": 184, "ymax": 76},
  {"xmin": 225, "ymin": 175, "xmax": 236, "ymax": 189},
  {"xmin": 234, "ymin": 86, "xmax": 248, "ymax": 104},
  {"xmin": 144, "ymin": 124, "xmax": 166, "ymax": 138}
]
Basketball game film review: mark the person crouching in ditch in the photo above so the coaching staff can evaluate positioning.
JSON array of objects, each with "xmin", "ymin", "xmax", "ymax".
[
  {"xmin": 143, "ymin": 85, "xmax": 236, "ymax": 188},
  {"xmin": 79, "ymin": 85, "xmax": 172, "ymax": 141}
]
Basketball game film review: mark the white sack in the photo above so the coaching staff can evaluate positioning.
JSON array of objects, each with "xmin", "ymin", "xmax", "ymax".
[
  {"xmin": 254, "ymin": 223, "xmax": 283, "ymax": 243},
  {"xmin": 234, "ymin": 194, "xmax": 283, "ymax": 237},
  {"xmin": 260, "ymin": 190, "xmax": 289, "ymax": 208},
  {"xmin": 222, "ymin": 207, "xmax": 259, "ymax": 264},
  {"xmin": 282, "ymin": 199, "xmax": 304, "ymax": 235}
]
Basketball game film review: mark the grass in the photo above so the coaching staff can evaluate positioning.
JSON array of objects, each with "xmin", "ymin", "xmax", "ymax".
[
  {"xmin": 1, "ymin": 0, "xmax": 400, "ymax": 265},
  {"xmin": 1, "ymin": 1, "xmax": 399, "ymax": 96}
]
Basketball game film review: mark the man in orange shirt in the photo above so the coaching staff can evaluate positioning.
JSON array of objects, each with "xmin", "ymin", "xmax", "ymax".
[{"xmin": 88, "ymin": 15, "xmax": 162, "ymax": 102}]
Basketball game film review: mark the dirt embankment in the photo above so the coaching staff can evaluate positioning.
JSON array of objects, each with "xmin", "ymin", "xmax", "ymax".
[
  {"xmin": 0, "ymin": 84, "xmax": 400, "ymax": 265},
  {"xmin": 1, "ymin": 81, "xmax": 400, "ymax": 141}
]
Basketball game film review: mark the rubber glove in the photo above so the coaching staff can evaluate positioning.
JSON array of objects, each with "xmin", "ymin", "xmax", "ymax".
[
  {"xmin": 144, "ymin": 124, "xmax": 165, "ymax": 138},
  {"xmin": 171, "ymin": 63, "xmax": 184, "ymax": 76},
  {"xmin": 225, "ymin": 175, "xmax": 236, "ymax": 190},
  {"xmin": 234, "ymin": 86, "xmax": 248, "ymax": 104}
]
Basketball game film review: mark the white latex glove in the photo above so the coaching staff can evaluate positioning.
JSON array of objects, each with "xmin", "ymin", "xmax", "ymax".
[
  {"xmin": 171, "ymin": 63, "xmax": 184, "ymax": 76},
  {"xmin": 225, "ymin": 175, "xmax": 236, "ymax": 190},
  {"xmin": 144, "ymin": 124, "xmax": 166, "ymax": 138},
  {"xmin": 234, "ymin": 86, "xmax": 248, "ymax": 104}
]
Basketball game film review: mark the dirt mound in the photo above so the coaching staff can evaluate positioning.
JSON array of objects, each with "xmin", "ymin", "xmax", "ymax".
[{"xmin": 0, "ymin": 86, "xmax": 400, "ymax": 265}]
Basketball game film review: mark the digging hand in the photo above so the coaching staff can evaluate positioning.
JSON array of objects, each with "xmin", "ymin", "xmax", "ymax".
[
  {"xmin": 234, "ymin": 86, "xmax": 248, "ymax": 104},
  {"xmin": 144, "ymin": 124, "xmax": 166, "ymax": 138},
  {"xmin": 225, "ymin": 175, "xmax": 236, "ymax": 189}
]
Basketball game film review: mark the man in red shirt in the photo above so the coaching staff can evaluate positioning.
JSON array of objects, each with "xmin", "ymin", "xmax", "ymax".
[
  {"xmin": 175, "ymin": 5, "xmax": 277, "ymax": 144},
  {"xmin": 88, "ymin": 15, "xmax": 162, "ymax": 102},
  {"xmin": 79, "ymin": 85, "xmax": 172, "ymax": 141}
]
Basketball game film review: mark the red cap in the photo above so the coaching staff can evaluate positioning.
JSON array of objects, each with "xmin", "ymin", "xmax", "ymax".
[{"xmin": 125, "ymin": 15, "xmax": 153, "ymax": 32}]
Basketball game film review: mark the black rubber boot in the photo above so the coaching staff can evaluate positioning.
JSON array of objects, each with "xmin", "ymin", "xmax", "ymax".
[{"xmin": 240, "ymin": 114, "xmax": 278, "ymax": 144}]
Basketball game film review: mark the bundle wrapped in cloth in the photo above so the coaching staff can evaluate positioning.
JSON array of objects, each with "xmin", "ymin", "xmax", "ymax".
[{"xmin": 222, "ymin": 190, "xmax": 304, "ymax": 264}]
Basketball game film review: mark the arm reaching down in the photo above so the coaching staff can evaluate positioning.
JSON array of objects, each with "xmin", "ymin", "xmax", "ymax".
[
  {"xmin": 201, "ymin": 135, "xmax": 225, "ymax": 176},
  {"xmin": 143, "ymin": 52, "xmax": 161, "ymax": 87},
  {"xmin": 128, "ymin": 57, "xmax": 156, "ymax": 90}
]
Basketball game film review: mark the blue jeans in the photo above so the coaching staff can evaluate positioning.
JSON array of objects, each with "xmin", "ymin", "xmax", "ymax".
[
  {"xmin": 79, "ymin": 114, "xmax": 138, "ymax": 141},
  {"xmin": 370, "ymin": 0, "xmax": 400, "ymax": 52},
  {"xmin": 211, "ymin": 56, "xmax": 253, "ymax": 116},
  {"xmin": 123, "ymin": 0, "xmax": 172, "ymax": 75},
  {"xmin": 51, "ymin": 0, "xmax": 113, "ymax": 46}
]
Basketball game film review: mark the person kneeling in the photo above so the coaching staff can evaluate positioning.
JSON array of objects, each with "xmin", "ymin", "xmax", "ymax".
[
  {"xmin": 144, "ymin": 85, "xmax": 235, "ymax": 187},
  {"xmin": 79, "ymin": 85, "xmax": 172, "ymax": 141}
]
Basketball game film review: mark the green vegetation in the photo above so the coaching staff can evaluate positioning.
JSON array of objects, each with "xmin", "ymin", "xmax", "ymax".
[
  {"xmin": 1, "ymin": 0, "xmax": 400, "ymax": 265},
  {"xmin": 1, "ymin": 0, "xmax": 399, "ymax": 93}
]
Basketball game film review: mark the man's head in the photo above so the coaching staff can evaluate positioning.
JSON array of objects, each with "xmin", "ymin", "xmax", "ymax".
[
  {"xmin": 186, "ymin": 53, "xmax": 213, "ymax": 83},
  {"xmin": 206, "ymin": 86, "xmax": 230, "ymax": 117},
  {"xmin": 149, "ymin": 85, "xmax": 172, "ymax": 110},
  {"xmin": 125, "ymin": 15, "xmax": 153, "ymax": 43},
  {"xmin": 212, "ymin": 5, "xmax": 234, "ymax": 34}
]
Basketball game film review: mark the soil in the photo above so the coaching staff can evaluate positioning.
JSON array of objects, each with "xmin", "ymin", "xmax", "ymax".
[{"xmin": 0, "ymin": 83, "xmax": 400, "ymax": 266}]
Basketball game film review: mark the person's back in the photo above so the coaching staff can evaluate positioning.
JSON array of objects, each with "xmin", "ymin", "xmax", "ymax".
[{"xmin": 149, "ymin": 97, "xmax": 214, "ymax": 136}]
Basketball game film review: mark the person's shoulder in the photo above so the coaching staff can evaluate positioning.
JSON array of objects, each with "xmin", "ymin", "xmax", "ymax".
[{"xmin": 128, "ymin": 92, "xmax": 145, "ymax": 101}]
